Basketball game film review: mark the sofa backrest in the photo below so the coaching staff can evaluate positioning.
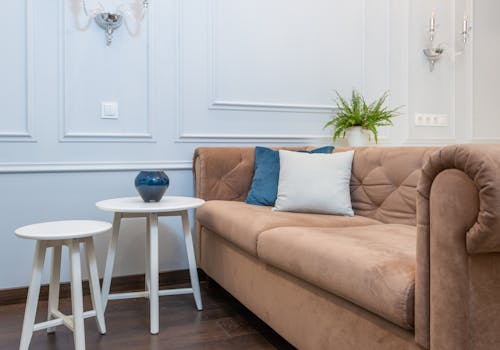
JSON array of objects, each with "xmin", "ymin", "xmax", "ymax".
[
  {"xmin": 349, "ymin": 147, "xmax": 437, "ymax": 225},
  {"xmin": 193, "ymin": 146, "xmax": 438, "ymax": 226},
  {"xmin": 193, "ymin": 146, "xmax": 318, "ymax": 202}
]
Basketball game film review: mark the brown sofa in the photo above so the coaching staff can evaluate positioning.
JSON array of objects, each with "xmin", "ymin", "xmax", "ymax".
[{"xmin": 193, "ymin": 145, "xmax": 500, "ymax": 350}]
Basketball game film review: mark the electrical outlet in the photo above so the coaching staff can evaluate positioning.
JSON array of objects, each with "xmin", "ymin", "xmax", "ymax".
[
  {"xmin": 415, "ymin": 113, "xmax": 448, "ymax": 127},
  {"xmin": 415, "ymin": 114, "xmax": 425, "ymax": 126},
  {"xmin": 424, "ymin": 115, "xmax": 432, "ymax": 125},
  {"xmin": 437, "ymin": 114, "xmax": 449, "ymax": 126}
]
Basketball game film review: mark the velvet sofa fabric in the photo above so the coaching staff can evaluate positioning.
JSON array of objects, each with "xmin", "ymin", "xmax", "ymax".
[
  {"xmin": 257, "ymin": 224, "xmax": 416, "ymax": 330},
  {"xmin": 193, "ymin": 145, "xmax": 500, "ymax": 350},
  {"xmin": 416, "ymin": 144, "xmax": 500, "ymax": 349},
  {"xmin": 200, "ymin": 228, "xmax": 423, "ymax": 350},
  {"xmin": 197, "ymin": 200, "xmax": 381, "ymax": 256},
  {"xmin": 349, "ymin": 146, "xmax": 437, "ymax": 225},
  {"xmin": 193, "ymin": 146, "xmax": 320, "ymax": 202}
]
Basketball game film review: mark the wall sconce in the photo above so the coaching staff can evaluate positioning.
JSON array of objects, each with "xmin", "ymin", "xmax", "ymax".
[
  {"xmin": 423, "ymin": 11, "xmax": 445, "ymax": 72},
  {"xmin": 95, "ymin": 12, "xmax": 123, "ymax": 46},
  {"xmin": 81, "ymin": 0, "xmax": 150, "ymax": 46},
  {"xmin": 461, "ymin": 15, "xmax": 472, "ymax": 44}
]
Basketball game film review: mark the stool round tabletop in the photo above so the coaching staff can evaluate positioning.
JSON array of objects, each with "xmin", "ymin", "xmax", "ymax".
[
  {"xmin": 96, "ymin": 196, "xmax": 205, "ymax": 214},
  {"xmin": 15, "ymin": 220, "xmax": 112, "ymax": 240}
]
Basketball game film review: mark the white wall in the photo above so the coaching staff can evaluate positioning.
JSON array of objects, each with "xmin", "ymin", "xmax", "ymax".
[
  {"xmin": 465, "ymin": 0, "xmax": 500, "ymax": 143},
  {"xmin": 406, "ymin": 0, "xmax": 457, "ymax": 144},
  {"xmin": 0, "ymin": 0, "xmax": 496, "ymax": 289}
]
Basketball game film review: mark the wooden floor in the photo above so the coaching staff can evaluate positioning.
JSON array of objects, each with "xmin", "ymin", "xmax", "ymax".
[{"xmin": 0, "ymin": 281, "xmax": 295, "ymax": 350}]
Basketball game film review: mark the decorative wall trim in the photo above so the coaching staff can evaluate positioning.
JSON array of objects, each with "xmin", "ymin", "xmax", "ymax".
[
  {"xmin": 455, "ymin": 0, "xmax": 495, "ymax": 144},
  {"xmin": 176, "ymin": 133, "xmax": 330, "ymax": 144},
  {"xmin": 404, "ymin": 137, "xmax": 457, "ymax": 145},
  {"xmin": 360, "ymin": 0, "xmax": 367, "ymax": 95},
  {"xmin": 449, "ymin": 0, "xmax": 458, "ymax": 142},
  {"xmin": 206, "ymin": 0, "xmax": 337, "ymax": 114},
  {"xmin": 176, "ymin": 0, "xmax": 371, "ymax": 143},
  {"xmin": 469, "ymin": 138, "xmax": 500, "ymax": 144},
  {"xmin": 0, "ymin": 160, "xmax": 192, "ymax": 174},
  {"xmin": 405, "ymin": 0, "xmax": 457, "ymax": 144},
  {"xmin": 466, "ymin": 0, "xmax": 475, "ymax": 141},
  {"xmin": 208, "ymin": 101, "xmax": 335, "ymax": 114},
  {"xmin": 466, "ymin": 0, "xmax": 492, "ymax": 143},
  {"xmin": 0, "ymin": 0, "xmax": 36, "ymax": 142},
  {"xmin": 58, "ymin": 0, "xmax": 154, "ymax": 143},
  {"xmin": 61, "ymin": 132, "xmax": 155, "ymax": 143}
]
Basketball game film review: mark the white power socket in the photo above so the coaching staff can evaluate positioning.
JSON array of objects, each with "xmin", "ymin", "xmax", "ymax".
[{"xmin": 415, "ymin": 113, "xmax": 448, "ymax": 127}]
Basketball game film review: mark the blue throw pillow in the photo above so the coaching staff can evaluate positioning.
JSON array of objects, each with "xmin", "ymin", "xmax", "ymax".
[{"xmin": 246, "ymin": 146, "xmax": 334, "ymax": 206}]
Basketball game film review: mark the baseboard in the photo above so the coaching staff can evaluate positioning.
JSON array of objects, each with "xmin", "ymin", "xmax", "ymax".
[{"xmin": 0, "ymin": 268, "xmax": 207, "ymax": 306}]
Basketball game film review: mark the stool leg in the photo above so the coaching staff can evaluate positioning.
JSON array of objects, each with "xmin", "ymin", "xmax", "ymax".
[
  {"xmin": 47, "ymin": 244, "xmax": 62, "ymax": 333},
  {"xmin": 181, "ymin": 211, "xmax": 203, "ymax": 310},
  {"xmin": 84, "ymin": 238, "xmax": 106, "ymax": 334},
  {"xmin": 102, "ymin": 213, "xmax": 121, "ymax": 311},
  {"xmin": 20, "ymin": 241, "xmax": 47, "ymax": 350},
  {"xmin": 148, "ymin": 213, "xmax": 159, "ymax": 335},
  {"xmin": 145, "ymin": 215, "xmax": 151, "ymax": 295},
  {"xmin": 68, "ymin": 240, "xmax": 85, "ymax": 350}
]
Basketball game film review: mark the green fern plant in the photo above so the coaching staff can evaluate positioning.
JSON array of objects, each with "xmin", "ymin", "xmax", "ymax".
[{"xmin": 323, "ymin": 90, "xmax": 402, "ymax": 143}]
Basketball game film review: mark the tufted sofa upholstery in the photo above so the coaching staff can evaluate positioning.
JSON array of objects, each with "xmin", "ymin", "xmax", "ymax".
[
  {"xmin": 193, "ymin": 146, "xmax": 436, "ymax": 225},
  {"xmin": 193, "ymin": 146, "xmax": 319, "ymax": 202},
  {"xmin": 193, "ymin": 145, "xmax": 500, "ymax": 350},
  {"xmin": 350, "ymin": 147, "xmax": 436, "ymax": 225}
]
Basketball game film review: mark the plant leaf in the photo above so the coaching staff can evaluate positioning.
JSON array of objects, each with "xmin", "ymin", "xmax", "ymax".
[{"xmin": 323, "ymin": 89, "xmax": 403, "ymax": 142}]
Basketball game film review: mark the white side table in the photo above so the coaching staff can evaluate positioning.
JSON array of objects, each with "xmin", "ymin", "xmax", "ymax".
[
  {"xmin": 16, "ymin": 220, "xmax": 110, "ymax": 350},
  {"xmin": 96, "ymin": 196, "xmax": 205, "ymax": 335}
]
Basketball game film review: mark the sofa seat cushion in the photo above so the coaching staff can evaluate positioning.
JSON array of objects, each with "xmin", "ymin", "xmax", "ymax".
[
  {"xmin": 257, "ymin": 224, "xmax": 416, "ymax": 330},
  {"xmin": 196, "ymin": 200, "xmax": 382, "ymax": 256}
]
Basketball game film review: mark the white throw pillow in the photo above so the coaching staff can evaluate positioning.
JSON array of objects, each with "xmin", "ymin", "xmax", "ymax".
[{"xmin": 273, "ymin": 150, "xmax": 355, "ymax": 216}]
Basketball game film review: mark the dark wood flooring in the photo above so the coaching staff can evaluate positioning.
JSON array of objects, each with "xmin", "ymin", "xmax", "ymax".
[{"xmin": 0, "ymin": 281, "xmax": 296, "ymax": 350}]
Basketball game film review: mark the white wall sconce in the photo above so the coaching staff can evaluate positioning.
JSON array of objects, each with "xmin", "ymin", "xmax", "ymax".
[
  {"xmin": 95, "ymin": 12, "xmax": 123, "ymax": 46},
  {"xmin": 423, "ymin": 11, "xmax": 445, "ymax": 72},
  {"xmin": 461, "ymin": 15, "xmax": 472, "ymax": 44},
  {"xmin": 80, "ymin": 0, "xmax": 150, "ymax": 46}
]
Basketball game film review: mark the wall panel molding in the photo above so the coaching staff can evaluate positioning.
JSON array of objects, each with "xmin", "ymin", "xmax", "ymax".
[
  {"xmin": 176, "ymin": 133, "xmax": 329, "ymax": 144},
  {"xmin": 206, "ymin": 0, "xmax": 335, "ymax": 114},
  {"xmin": 58, "ymin": 0, "xmax": 154, "ymax": 143},
  {"xmin": 469, "ymin": 138, "xmax": 500, "ymax": 144},
  {"xmin": 0, "ymin": 160, "xmax": 192, "ymax": 174},
  {"xmin": 466, "ymin": 0, "xmax": 500, "ymax": 143},
  {"xmin": 176, "ymin": 0, "xmax": 372, "ymax": 143},
  {"xmin": 466, "ymin": 0, "xmax": 476, "ymax": 141},
  {"xmin": 405, "ymin": 0, "xmax": 457, "ymax": 144},
  {"xmin": 0, "ymin": 0, "xmax": 36, "ymax": 142},
  {"xmin": 404, "ymin": 137, "xmax": 457, "ymax": 145}
]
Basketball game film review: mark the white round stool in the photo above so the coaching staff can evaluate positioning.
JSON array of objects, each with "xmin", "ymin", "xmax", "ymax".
[{"xmin": 16, "ymin": 220, "xmax": 111, "ymax": 350}]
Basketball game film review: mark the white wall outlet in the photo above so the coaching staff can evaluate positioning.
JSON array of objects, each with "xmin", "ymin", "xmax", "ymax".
[
  {"xmin": 415, "ymin": 113, "xmax": 448, "ymax": 127},
  {"xmin": 424, "ymin": 114, "xmax": 432, "ymax": 125},
  {"xmin": 415, "ymin": 113, "xmax": 425, "ymax": 126},
  {"xmin": 101, "ymin": 101, "xmax": 119, "ymax": 119},
  {"xmin": 436, "ymin": 114, "xmax": 449, "ymax": 126}
]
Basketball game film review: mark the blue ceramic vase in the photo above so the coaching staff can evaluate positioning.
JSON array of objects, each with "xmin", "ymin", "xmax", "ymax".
[{"xmin": 135, "ymin": 170, "xmax": 170, "ymax": 202}]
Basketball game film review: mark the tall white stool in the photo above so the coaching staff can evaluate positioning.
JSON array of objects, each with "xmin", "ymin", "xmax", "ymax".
[
  {"xmin": 96, "ymin": 196, "xmax": 205, "ymax": 335},
  {"xmin": 16, "ymin": 220, "xmax": 111, "ymax": 350}
]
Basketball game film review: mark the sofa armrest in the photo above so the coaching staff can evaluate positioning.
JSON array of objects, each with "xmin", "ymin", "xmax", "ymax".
[
  {"xmin": 415, "ymin": 144, "xmax": 500, "ymax": 349},
  {"xmin": 419, "ymin": 144, "xmax": 500, "ymax": 254},
  {"xmin": 193, "ymin": 147, "xmax": 256, "ymax": 201}
]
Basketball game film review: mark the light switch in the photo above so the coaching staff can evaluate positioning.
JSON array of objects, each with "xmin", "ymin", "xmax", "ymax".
[{"xmin": 101, "ymin": 101, "xmax": 119, "ymax": 119}]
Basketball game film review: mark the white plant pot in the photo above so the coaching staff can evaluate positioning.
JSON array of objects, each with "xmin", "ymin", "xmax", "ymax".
[{"xmin": 346, "ymin": 126, "xmax": 370, "ymax": 147}]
